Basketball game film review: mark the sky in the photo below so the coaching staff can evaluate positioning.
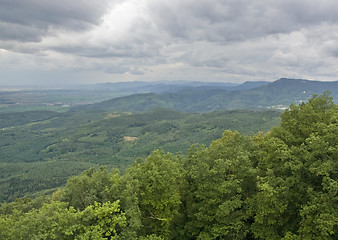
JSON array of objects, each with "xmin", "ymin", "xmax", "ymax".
[{"xmin": 1, "ymin": 0, "xmax": 338, "ymax": 86}]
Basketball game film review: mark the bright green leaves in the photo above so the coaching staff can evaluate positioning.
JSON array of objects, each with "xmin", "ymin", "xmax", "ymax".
[
  {"xmin": 277, "ymin": 92, "xmax": 335, "ymax": 146},
  {"xmin": 0, "ymin": 200, "xmax": 126, "ymax": 240},
  {"xmin": 80, "ymin": 201, "xmax": 126, "ymax": 239},
  {"xmin": 126, "ymin": 150, "xmax": 185, "ymax": 239}
]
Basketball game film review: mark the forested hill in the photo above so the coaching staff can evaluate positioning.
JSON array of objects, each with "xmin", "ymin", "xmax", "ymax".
[
  {"xmin": 1, "ymin": 93, "xmax": 337, "ymax": 239},
  {"xmin": 0, "ymin": 108, "xmax": 280, "ymax": 203},
  {"xmin": 75, "ymin": 78, "xmax": 338, "ymax": 113}
]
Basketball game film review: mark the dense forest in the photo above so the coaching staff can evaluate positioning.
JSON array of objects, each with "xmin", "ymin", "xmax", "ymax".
[
  {"xmin": 0, "ymin": 108, "xmax": 280, "ymax": 203},
  {"xmin": 0, "ymin": 93, "xmax": 336, "ymax": 239}
]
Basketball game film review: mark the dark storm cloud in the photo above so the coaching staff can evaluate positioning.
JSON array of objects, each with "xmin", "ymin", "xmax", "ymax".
[
  {"xmin": 2, "ymin": 0, "xmax": 338, "ymax": 55},
  {"xmin": 0, "ymin": 0, "xmax": 110, "ymax": 42},
  {"xmin": 0, "ymin": 21, "xmax": 45, "ymax": 42},
  {"xmin": 148, "ymin": 0, "xmax": 338, "ymax": 42}
]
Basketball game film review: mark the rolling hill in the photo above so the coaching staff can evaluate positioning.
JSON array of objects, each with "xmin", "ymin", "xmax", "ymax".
[{"xmin": 75, "ymin": 78, "xmax": 338, "ymax": 113}]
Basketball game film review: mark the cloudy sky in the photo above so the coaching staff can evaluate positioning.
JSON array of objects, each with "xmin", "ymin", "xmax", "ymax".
[{"xmin": 1, "ymin": 0, "xmax": 338, "ymax": 86}]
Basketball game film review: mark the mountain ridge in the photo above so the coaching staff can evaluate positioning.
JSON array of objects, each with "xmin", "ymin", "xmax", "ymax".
[{"xmin": 74, "ymin": 78, "xmax": 338, "ymax": 113}]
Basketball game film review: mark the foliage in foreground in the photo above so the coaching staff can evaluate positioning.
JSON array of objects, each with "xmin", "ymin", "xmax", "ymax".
[{"xmin": 0, "ymin": 93, "xmax": 337, "ymax": 239}]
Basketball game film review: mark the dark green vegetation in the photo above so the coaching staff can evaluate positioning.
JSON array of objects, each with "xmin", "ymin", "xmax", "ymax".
[
  {"xmin": 0, "ymin": 93, "xmax": 337, "ymax": 239},
  {"xmin": 0, "ymin": 110, "xmax": 59, "ymax": 128},
  {"xmin": 0, "ymin": 108, "xmax": 280, "ymax": 202}
]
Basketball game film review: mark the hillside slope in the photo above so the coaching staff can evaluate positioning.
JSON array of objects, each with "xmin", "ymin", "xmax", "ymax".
[{"xmin": 75, "ymin": 78, "xmax": 338, "ymax": 113}]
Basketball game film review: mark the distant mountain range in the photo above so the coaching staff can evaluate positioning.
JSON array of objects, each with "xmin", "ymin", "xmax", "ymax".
[
  {"xmin": 75, "ymin": 78, "xmax": 338, "ymax": 113},
  {"xmin": 2, "ymin": 78, "xmax": 337, "ymax": 113},
  {"xmin": 84, "ymin": 80, "xmax": 261, "ymax": 94},
  {"xmin": 0, "ymin": 80, "xmax": 267, "ymax": 111}
]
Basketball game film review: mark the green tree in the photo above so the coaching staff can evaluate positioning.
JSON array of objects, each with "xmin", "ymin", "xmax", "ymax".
[
  {"xmin": 0, "ymin": 200, "xmax": 126, "ymax": 239},
  {"xmin": 117, "ymin": 168, "xmax": 143, "ymax": 240},
  {"xmin": 184, "ymin": 131, "xmax": 257, "ymax": 239},
  {"xmin": 126, "ymin": 150, "xmax": 185, "ymax": 239},
  {"xmin": 252, "ymin": 93, "xmax": 338, "ymax": 239},
  {"xmin": 58, "ymin": 166, "xmax": 115, "ymax": 210}
]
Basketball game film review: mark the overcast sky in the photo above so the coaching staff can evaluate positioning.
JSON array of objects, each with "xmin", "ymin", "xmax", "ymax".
[{"xmin": 1, "ymin": 0, "xmax": 338, "ymax": 86}]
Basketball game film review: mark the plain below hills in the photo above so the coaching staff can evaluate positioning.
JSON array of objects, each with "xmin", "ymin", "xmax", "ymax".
[{"xmin": 0, "ymin": 80, "xmax": 254, "ymax": 113}]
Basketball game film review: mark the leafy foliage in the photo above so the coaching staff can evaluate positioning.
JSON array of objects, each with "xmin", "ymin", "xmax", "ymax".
[
  {"xmin": 183, "ymin": 131, "xmax": 256, "ymax": 239},
  {"xmin": 0, "ymin": 200, "xmax": 126, "ymax": 240},
  {"xmin": 251, "ymin": 92, "xmax": 338, "ymax": 240}
]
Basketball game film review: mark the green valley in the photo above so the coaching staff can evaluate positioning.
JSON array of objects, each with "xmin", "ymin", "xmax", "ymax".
[{"xmin": 0, "ymin": 108, "xmax": 280, "ymax": 202}]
